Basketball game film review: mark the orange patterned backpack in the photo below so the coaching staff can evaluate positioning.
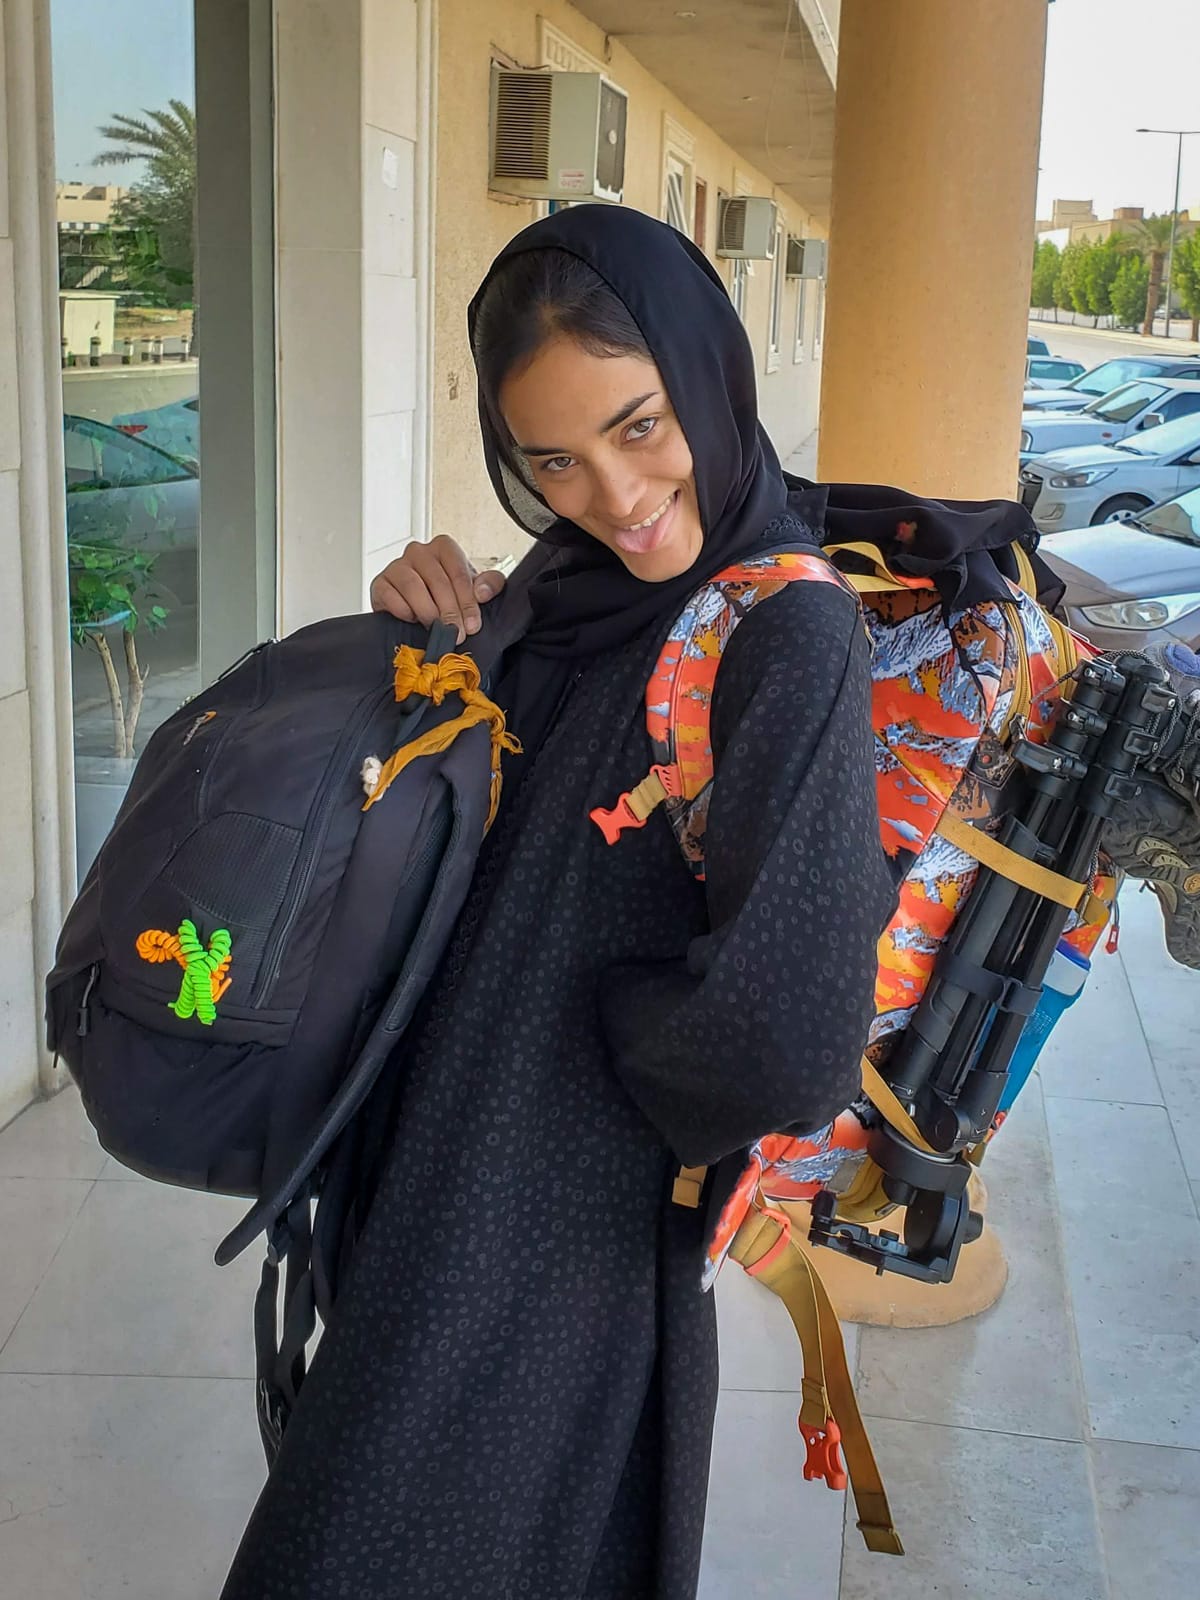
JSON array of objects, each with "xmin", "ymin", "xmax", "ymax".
[{"xmin": 590, "ymin": 540, "xmax": 1117, "ymax": 1553}]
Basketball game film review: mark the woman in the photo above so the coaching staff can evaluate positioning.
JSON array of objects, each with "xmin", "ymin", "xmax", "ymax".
[{"xmin": 221, "ymin": 205, "xmax": 894, "ymax": 1600}]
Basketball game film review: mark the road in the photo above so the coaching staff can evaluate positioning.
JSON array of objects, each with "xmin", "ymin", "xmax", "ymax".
[
  {"xmin": 61, "ymin": 361, "xmax": 198, "ymax": 427},
  {"xmin": 1030, "ymin": 319, "xmax": 1200, "ymax": 369}
]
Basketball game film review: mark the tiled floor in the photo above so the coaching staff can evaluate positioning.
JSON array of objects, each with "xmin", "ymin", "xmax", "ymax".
[{"xmin": 0, "ymin": 881, "xmax": 1195, "ymax": 1597}]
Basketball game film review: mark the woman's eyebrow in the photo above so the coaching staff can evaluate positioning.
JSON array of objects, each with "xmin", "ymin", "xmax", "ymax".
[{"xmin": 519, "ymin": 391, "xmax": 661, "ymax": 457}]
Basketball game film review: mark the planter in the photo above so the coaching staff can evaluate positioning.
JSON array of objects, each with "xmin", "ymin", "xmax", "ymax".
[{"xmin": 74, "ymin": 755, "xmax": 138, "ymax": 879}]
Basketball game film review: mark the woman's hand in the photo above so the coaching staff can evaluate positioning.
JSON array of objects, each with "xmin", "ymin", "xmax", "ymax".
[{"xmin": 369, "ymin": 536, "xmax": 508, "ymax": 642}]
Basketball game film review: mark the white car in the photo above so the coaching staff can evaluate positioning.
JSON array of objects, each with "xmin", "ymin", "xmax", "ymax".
[
  {"xmin": 1019, "ymin": 378, "xmax": 1200, "ymax": 464},
  {"xmin": 112, "ymin": 394, "xmax": 199, "ymax": 464},
  {"xmin": 1021, "ymin": 355, "xmax": 1200, "ymax": 414},
  {"xmin": 1019, "ymin": 411, "xmax": 1200, "ymax": 533}
]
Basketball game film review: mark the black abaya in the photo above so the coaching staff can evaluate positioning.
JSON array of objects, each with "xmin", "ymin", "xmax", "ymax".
[{"xmin": 220, "ymin": 567, "xmax": 893, "ymax": 1600}]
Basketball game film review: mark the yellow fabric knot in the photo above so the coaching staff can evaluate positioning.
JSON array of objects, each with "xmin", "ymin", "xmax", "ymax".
[{"xmin": 362, "ymin": 644, "xmax": 522, "ymax": 829}]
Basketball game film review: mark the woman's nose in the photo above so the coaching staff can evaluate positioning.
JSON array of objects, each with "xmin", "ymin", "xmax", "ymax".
[{"xmin": 591, "ymin": 463, "xmax": 645, "ymax": 525}]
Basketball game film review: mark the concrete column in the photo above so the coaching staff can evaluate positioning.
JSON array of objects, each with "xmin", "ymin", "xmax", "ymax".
[
  {"xmin": 274, "ymin": 0, "xmax": 425, "ymax": 632},
  {"xmin": 817, "ymin": 0, "xmax": 1048, "ymax": 498},
  {"xmin": 1, "ymin": 0, "xmax": 76, "ymax": 1114}
]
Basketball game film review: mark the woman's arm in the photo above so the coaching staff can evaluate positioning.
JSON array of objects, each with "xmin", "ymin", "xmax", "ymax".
[{"xmin": 600, "ymin": 581, "xmax": 896, "ymax": 1168}]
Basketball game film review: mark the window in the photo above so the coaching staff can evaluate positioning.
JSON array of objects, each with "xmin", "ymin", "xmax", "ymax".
[
  {"xmin": 662, "ymin": 114, "xmax": 695, "ymax": 238},
  {"xmin": 693, "ymin": 179, "xmax": 707, "ymax": 251},
  {"xmin": 1087, "ymin": 382, "xmax": 1168, "ymax": 423},
  {"xmin": 730, "ymin": 259, "xmax": 749, "ymax": 322},
  {"xmin": 665, "ymin": 155, "xmax": 690, "ymax": 234},
  {"xmin": 793, "ymin": 275, "xmax": 809, "ymax": 363},
  {"xmin": 766, "ymin": 224, "xmax": 784, "ymax": 373},
  {"xmin": 63, "ymin": 417, "xmax": 193, "ymax": 491},
  {"xmin": 1160, "ymin": 391, "xmax": 1200, "ymax": 422}
]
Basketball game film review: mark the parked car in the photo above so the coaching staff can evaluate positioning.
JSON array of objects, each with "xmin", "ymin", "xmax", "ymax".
[
  {"xmin": 1040, "ymin": 483, "xmax": 1200, "ymax": 654},
  {"xmin": 1019, "ymin": 412, "xmax": 1200, "ymax": 533},
  {"xmin": 112, "ymin": 393, "xmax": 200, "ymax": 465},
  {"xmin": 1026, "ymin": 356, "xmax": 1086, "ymax": 389},
  {"xmin": 1019, "ymin": 378, "xmax": 1200, "ymax": 465},
  {"xmin": 63, "ymin": 414, "xmax": 198, "ymax": 610},
  {"xmin": 1027, "ymin": 335, "xmax": 1052, "ymax": 357},
  {"xmin": 1022, "ymin": 355, "xmax": 1200, "ymax": 414}
]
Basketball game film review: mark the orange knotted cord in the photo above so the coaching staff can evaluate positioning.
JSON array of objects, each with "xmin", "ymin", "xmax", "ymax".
[{"xmin": 362, "ymin": 645, "xmax": 522, "ymax": 828}]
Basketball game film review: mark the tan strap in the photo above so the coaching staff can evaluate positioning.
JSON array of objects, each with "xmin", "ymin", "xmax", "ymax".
[
  {"xmin": 624, "ymin": 768, "xmax": 670, "ymax": 824},
  {"xmin": 671, "ymin": 1165, "xmax": 708, "ymax": 1208},
  {"xmin": 935, "ymin": 809, "xmax": 1088, "ymax": 911},
  {"xmin": 730, "ymin": 1204, "xmax": 904, "ymax": 1555}
]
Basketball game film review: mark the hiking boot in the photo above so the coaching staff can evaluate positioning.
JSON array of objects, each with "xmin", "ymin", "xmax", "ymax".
[{"xmin": 1102, "ymin": 771, "xmax": 1200, "ymax": 969}]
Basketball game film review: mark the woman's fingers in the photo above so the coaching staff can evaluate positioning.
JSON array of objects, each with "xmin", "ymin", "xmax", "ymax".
[{"xmin": 368, "ymin": 540, "xmax": 508, "ymax": 639}]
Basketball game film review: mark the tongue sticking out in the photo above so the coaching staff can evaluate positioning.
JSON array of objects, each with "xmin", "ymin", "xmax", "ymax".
[{"xmin": 614, "ymin": 492, "xmax": 676, "ymax": 555}]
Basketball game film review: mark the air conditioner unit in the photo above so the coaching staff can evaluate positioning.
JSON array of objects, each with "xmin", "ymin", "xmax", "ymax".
[
  {"xmin": 489, "ymin": 68, "xmax": 627, "ymax": 203},
  {"xmin": 786, "ymin": 236, "xmax": 827, "ymax": 279},
  {"xmin": 716, "ymin": 196, "xmax": 777, "ymax": 260}
]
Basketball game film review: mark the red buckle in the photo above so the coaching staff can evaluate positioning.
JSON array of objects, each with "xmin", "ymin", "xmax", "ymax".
[
  {"xmin": 589, "ymin": 765, "xmax": 679, "ymax": 846},
  {"xmin": 589, "ymin": 795, "xmax": 649, "ymax": 846},
  {"xmin": 799, "ymin": 1418, "xmax": 848, "ymax": 1492}
]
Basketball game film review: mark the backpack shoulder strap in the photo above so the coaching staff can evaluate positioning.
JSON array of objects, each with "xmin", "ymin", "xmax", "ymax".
[{"xmin": 589, "ymin": 549, "xmax": 855, "ymax": 880}]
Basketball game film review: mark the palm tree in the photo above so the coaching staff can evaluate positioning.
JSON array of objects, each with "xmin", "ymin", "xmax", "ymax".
[
  {"xmin": 94, "ymin": 99, "xmax": 195, "ymax": 183},
  {"xmin": 1131, "ymin": 213, "xmax": 1177, "ymax": 336},
  {"xmin": 94, "ymin": 101, "xmax": 196, "ymax": 319}
]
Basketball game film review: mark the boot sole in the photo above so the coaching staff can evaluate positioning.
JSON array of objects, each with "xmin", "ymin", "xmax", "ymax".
[{"xmin": 1102, "ymin": 782, "xmax": 1200, "ymax": 969}]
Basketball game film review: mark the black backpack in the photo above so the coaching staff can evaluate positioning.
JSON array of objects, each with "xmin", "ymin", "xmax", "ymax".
[{"xmin": 46, "ymin": 579, "xmax": 535, "ymax": 1460}]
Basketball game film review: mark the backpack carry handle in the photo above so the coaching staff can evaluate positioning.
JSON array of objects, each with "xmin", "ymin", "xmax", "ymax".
[{"xmin": 397, "ymin": 620, "xmax": 462, "ymax": 714}]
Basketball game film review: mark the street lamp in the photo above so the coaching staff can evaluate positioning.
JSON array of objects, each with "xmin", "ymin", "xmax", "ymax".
[{"xmin": 1136, "ymin": 127, "xmax": 1200, "ymax": 330}]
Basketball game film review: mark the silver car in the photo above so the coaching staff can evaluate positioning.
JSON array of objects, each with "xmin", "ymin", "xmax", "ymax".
[
  {"xmin": 1019, "ymin": 377, "xmax": 1200, "ymax": 464},
  {"xmin": 1021, "ymin": 355, "xmax": 1200, "ymax": 414},
  {"xmin": 1040, "ymin": 485, "xmax": 1200, "ymax": 655},
  {"xmin": 1020, "ymin": 412, "xmax": 1200, "ymax": 533}
]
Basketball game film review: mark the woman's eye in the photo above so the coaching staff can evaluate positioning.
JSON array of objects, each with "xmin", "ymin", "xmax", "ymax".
[
  {"xmin": 540, "ymin": 456, "xmax": 575, "ymax": 475},
  {"xmin": 625, "ymin": 417, "xmax": 657, "ymax": 443}
]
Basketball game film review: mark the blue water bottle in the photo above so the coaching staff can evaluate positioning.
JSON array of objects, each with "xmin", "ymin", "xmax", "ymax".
[{"xmin": 998, "ymin": 940, "xmax": 1091, "ymax": 1115}]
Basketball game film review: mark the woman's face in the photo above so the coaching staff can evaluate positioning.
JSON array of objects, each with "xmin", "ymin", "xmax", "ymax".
[{"xmin": 499, "ymin": 336, "xmax": 704, "ymax": 582}]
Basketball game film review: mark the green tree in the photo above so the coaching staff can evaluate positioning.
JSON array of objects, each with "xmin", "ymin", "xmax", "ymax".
[
  {"xmin": 1111, "ymin": 253, "xmax": 1151, "ymax": 329},
  {"xmin": 1081, "ymin": 234, "xmax": 1127, "ymax": 320},
  {"xmin": 1057, "ymin": 239, "xmax": 1093, "ymax": 319},
  {"xmin": 1031, "ymin": 239, "xmax": 1060, "ymax": 310},
  {"xmin": 1131, "ymin": 213, "xmax": 1176, "ymax": 335},
  {"xmin": 1173, "ymin": 229, "xmax": 1200, "ymax": 342},
  {"xmin": 94, "ymin": 100, "xmax": 195, "ymax": 308}
]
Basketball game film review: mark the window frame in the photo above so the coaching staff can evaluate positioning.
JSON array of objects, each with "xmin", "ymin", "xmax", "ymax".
[{"xmin": 766, "ymin": 223, "xmax": 784, "ymax": 374}]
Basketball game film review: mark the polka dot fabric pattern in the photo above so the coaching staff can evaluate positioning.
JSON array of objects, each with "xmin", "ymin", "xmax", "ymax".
[{"xmin": 219, "ymin": 579, "xmax": 891, "ymax": 1600}]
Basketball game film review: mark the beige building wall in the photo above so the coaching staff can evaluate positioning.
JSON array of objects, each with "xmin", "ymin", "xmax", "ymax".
[{"xmin": 430, "ymin": 0, "xmax": 824, "ymax": 567}]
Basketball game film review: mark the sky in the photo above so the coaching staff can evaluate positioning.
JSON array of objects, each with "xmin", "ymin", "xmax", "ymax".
[
  {"xmin": 1037, "ymin": 0, "xmax": 1200, "ymax": 220},
  {"xmin": 47, "ymin": 0, "xmax": 1200, "ymax": 222},
  {"xmin": 51, "ymin": 0, "xmax": 193, "ymax": 184}
]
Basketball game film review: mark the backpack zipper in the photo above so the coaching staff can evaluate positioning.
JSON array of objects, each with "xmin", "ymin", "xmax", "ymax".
[{"xmin": 250, "ymin": 686, "xmax": 392, "ymax": 1007}]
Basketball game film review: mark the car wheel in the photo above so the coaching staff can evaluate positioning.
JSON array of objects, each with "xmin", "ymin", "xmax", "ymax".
[{"xmin": 1092, "ymin": 495, "xmax": 1152, "ymax": 525}]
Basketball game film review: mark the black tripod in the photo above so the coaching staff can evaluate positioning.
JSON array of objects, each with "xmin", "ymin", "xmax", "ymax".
[{"xmin": 809, "ymin": 653, "xmax": 1176, "ymax": 1284}]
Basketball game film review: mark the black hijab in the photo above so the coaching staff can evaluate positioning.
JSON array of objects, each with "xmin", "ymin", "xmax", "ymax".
[{"xmin": 467, "ymin": 205, "xmax": 800, "ymax": 663}]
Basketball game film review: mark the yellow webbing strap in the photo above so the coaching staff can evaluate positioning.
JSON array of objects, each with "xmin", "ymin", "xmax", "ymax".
[
  {"xmin": 729, "ymin": 1204, "xmax": 904, "ymax": 1556},
  {"xmin": 823, "ymin": 540, "xmax": 911, "ymax": 594},
  {"xmin": 935, "ymin": 809, "xmax": 1088, "ymax": 911},
  {"xmin": 1013, "ymin": 544, "xmax": 1038, "ymax": 598},
  {"xmin": 859, "ymin": 1055, "xmax": 936, "ymax": 1155}
]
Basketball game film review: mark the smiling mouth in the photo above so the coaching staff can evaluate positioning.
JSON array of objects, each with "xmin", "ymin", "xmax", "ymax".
[{"xmin": 613, "ymin": 490, "xmax": 680, "ymax": 555}]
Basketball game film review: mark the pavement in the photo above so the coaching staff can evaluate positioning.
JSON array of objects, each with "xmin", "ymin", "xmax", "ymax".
[{"xmin": 0, "ymin": 879, "xmax": 1196, "ymax": 1598}]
